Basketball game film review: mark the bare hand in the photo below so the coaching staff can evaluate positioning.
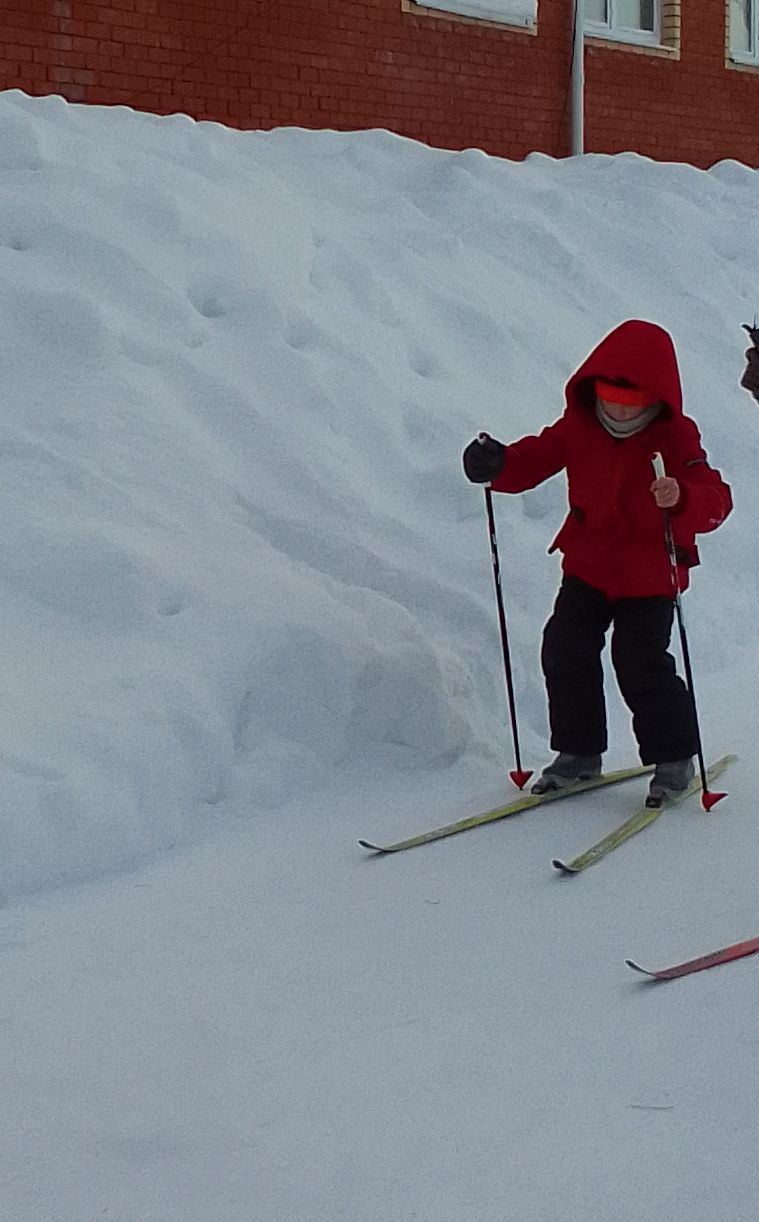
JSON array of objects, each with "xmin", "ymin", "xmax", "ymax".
[{"xmin": 650, "ymin": 476, "xmax": 680, "ymax": 509}]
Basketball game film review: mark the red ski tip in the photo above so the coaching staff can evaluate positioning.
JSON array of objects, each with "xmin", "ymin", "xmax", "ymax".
[
  {"xmin": 701, "ymin": 790, "xmax": 727, "ymax": 811},
  {"xmin": 509, "ymin": 769, "xmax": 533, "ymax": 790}
]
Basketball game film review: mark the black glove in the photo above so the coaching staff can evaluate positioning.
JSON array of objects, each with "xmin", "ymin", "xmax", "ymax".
[
  {"xmin": 462, "ymin": 434, "xmax": 506, "ymax": 483},
  {"xmin": 741, "ymin": 345, "xmax": 759, "ymax": 402}
]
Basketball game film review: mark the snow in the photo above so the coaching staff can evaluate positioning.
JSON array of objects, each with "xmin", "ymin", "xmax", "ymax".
[{"xmin": 1, "ymin": 87, "xmax": 758, "ymax": 1220}]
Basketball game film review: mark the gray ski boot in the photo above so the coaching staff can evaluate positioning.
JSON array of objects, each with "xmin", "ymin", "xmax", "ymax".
[
  {"xmin": 531, "ymin": 752, "xmax": 602, "ymax": 795},
  {"xmin": 646, "ymin": 758, "xmax": 695, "ymax": 808}
]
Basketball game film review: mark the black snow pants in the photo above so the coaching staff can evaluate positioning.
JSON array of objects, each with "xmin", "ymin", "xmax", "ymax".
[{"xmin": 540, "ymin": 576, "xmax": 699, "ymax": 765}]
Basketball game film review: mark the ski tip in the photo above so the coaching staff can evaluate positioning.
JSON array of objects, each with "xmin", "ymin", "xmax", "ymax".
[
  {"xmin": 551, "ymin": 858, "xmax": 578, "ymax": 875},
  {"xmin": 625, "ymin": 959, "xmax": 660, "ymax": 979},
  {"xmin": 358, "ymin": 839, "xmax": 389, "ymax": 854},
  {"xmin": 702, "ymin": 790, "xmax": 727, "ymax": 812},
  {"xmin": 509, "ymin": 768, "xmax": 533, "ymax": 790}
]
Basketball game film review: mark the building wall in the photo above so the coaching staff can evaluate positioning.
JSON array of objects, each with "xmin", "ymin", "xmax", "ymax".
[
  {"xmin": 585, "ymin": 5, "xmax": 759, "ymax": 166},
  {"xmin": 1, "ymin": 0, "xmax": 758, "ymax": 167}
]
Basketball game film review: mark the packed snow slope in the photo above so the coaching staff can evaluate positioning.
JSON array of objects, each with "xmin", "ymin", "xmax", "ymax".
[{"xmin": 1, "ymin": 90, "xmax": 759, "ymax": 1222}]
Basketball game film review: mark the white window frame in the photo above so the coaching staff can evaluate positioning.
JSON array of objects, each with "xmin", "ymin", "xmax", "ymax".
[
  {"xmin": 413, "ymin": 0, "xmax": 536, "ymax": 29},
  {"xmin": 584, "ymin": 0, "xmax": 662, "ymax": 47},
  {"xmin": 730, "ymin": 0, "xmax": 759, "ymax": 63}
]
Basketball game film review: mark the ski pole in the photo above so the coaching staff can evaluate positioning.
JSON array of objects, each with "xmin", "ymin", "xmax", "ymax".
[
  {"xmin": 651, "ymin": 452, "xmax": 726, "ymax": 810},
  {"xmin": 480, "ymin": 435, "xmax": 532, "ymax": 789}
]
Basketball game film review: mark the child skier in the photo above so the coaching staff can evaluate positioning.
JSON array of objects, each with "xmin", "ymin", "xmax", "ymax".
[{"xmin": 462, "ymin": 319, "xmax": 732, "ymax": 805}]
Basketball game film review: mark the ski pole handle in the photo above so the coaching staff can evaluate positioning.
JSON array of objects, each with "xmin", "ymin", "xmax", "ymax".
[
  {"xmin": 651, "ymin": 451, "xmax": 678, "ymax": 586},
  {"xmin": 476, "ymin": 431, "xmax": 504, "ymax": 490},
  {"xmin": 478, "ymin": 431, "xmax": 493, "ymax": 476}
]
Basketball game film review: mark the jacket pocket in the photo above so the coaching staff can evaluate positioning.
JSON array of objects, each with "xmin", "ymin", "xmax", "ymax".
[{"xmin": 548, "ymin": 506, "xmax": 585, "ymax": 555}]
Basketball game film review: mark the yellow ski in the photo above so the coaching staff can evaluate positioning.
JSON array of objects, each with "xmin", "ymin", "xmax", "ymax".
[
  {"xmin": 551, "ymin": 754, "xmax": 737, "ymax": 875},
  {"xmin": 359, "ymin": 763, "xmax": 653, "ymax": 854}
]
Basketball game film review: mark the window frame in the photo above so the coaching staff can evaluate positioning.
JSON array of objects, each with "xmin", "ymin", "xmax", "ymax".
[
  {"xmin": 584, "ymin": 0, "xmax": 663, "ymax": 47},
  {"xmin": 729, "ymin": 0, "xmax": 759, "ymax": 63},
  {"xmin": 411, "ymin": 0, "xmax": 537, "ymax": 29}
]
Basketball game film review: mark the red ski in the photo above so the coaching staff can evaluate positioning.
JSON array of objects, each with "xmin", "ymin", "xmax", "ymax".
[{"xmin": 626, "ymin": 935, "xmax": 759, "ymax": 981}]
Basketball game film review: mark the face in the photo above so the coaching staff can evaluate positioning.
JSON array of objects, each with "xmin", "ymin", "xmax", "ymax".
[{"xmin": 597, "ymin": 396, "xmax": 646, "ymax": 423}]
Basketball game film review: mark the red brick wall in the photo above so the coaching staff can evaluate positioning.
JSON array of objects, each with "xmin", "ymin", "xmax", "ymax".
[
  {"xmin": 1, "ymin": 0, "xmax": 758, "ymax": 167},
  {"xmin": 586, "ymin": 22, "xmax": 759, "ymax": 166}
]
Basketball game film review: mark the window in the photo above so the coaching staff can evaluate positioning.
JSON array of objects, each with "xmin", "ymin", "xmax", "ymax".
[
  {"xmin": 412, "ymin": 0, "xmax": 537, "ymax": 28},
  {"xmin": 584, "ymin": 0, "xmax": 661, "ymax": 45},
  {"xmin": 730, "ymin": 0, "xmax": 759, "ymax": 60}
]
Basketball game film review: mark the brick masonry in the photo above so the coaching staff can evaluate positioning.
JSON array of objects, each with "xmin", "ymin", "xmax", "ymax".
[{"xmin": 0, "ymin": 0, "xmax": 758, "ymax": 166}]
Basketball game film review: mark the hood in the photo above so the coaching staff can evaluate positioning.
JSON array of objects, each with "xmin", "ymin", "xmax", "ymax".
[{"xmin": 565, "ymin": 320, "xmax": 683, "ymax": 417}]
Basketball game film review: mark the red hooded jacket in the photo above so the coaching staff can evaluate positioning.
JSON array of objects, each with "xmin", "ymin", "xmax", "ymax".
[{"xmin": 490, "ymin": 320, "xmax": 732, "ymax": 599}]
